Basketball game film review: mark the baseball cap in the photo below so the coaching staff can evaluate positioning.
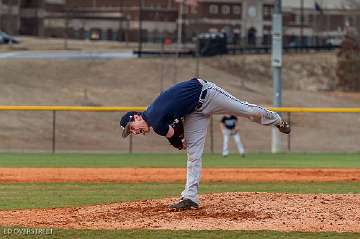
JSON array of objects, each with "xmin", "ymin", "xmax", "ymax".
[{"xmin": 120, "ymin": 111, "xmax": 140, "ymax": 138}]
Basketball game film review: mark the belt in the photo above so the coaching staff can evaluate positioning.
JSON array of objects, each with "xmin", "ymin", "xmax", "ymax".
[{"xmin": 198, "ymin": 79, "xmax": 207, "ymax": 84}]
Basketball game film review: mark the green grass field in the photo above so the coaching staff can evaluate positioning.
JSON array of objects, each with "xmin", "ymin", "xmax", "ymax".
[
  {"xmin": 0, "ymin": 153, "xmax": 359, "ymax": 168},
  {"xmin": 1, "ymin": 182, "xmax": 360, "ymax": 210},
  {"xmin": 0, "ymin": 153, "xmax": 359, "ymax": 239}
]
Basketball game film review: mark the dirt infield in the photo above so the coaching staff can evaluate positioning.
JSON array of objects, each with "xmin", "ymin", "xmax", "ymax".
[
  {"xmin": 1, "ymin": 168, "xmax": 360, "ymax": 232},
  {"xmin": 1, "ymin": 168, "xmax": 360, "ymax": 183},
  {"xmin": 1, "ymin": 192, "xmax": 360, "ymax": 232}
]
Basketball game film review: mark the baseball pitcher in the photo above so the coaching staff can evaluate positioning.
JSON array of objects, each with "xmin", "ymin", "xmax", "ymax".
[{"xmin": 120, "ymin": 78, "xmax": 291, "ymax": 211}]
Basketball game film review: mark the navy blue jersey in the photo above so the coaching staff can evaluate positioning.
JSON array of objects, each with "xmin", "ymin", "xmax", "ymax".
[
  {"xmin": 142, "ymin": 78, "xmax": 202, "ymax": 136},
  {"xmin": 221, "ymin": 115, "xmax": 238, "ymax": 130}
]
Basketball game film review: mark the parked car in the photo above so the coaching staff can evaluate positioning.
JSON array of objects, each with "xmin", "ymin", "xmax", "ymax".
[
  {"xmin": 0, "ymin": 31, "xmax": 19, "ymax": 44},
  {"xmin": 325, "ymin": 37, "xmax": 343, "ymax": 47},
  {"xmin": 197, "ymin": 32, "xmax": 228, "ymax": 57}
]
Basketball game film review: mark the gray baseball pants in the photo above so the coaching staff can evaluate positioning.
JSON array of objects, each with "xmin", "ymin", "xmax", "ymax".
[
  {"xmin": 181, "ymin": 80, "xmax": 281, "ymax": 203},
  {"xmin": 222, "ymin": 128, "xmax": 245, "ymax": 156}
]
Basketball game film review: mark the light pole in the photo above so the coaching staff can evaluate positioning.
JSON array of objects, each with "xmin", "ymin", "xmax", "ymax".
[
  {"xmin": 0, "ymin": 0, "xmax": 2, "ymax": 31},
  {"xmin": 138, "ymin": 0, "xmax": 143, "ymax": 58},
  {"xmin": 174, "ymin": 0, "xmax": 185, "ymax": 83},
  {"xmin": 176, "ymin": 0, "xmax": 184, "ymax": 58},
  {"xmin": 64, "ymin": 0, "xmax": 69, "ymax": 49},
  {"xmin": 300, "ymin": 0, "xmax": 304, "ymax": 46},
  {"xmin": 271, "ymin": 0, "xmax": 283, "ymax": 153}
]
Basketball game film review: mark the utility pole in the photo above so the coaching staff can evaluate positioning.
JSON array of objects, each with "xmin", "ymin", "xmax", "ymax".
[
  {"xmin": 64, "ymin": 0, "xmax": 69, "ymax": 49},
  {"xmin": 138, "ymin": 0, "xmax": 143, "ymax": 58},
  {"xmin": 195, "ymin": 5, "xmax": 200, "ymax": 77},
  {"xmin": 6, "ymin": 0, "xmax": 11, "ymax": 34},
  {"xmin": 125, "ymin": 15, "xmax": 129, "ymax": 46},
  {"xmin": 118, "ymin": 1, "xmax": 123, "ymax": 42},
  {"xmin": 174, "ymin": 1, "xmax": 185, "ymax": 83},
  {"xmin": 300, "ymin": 0, "xmax": 304, "ymax": 46},
  {"xmin": 271, "ymin": 0, "xmax": 283, "ymax": 153},
  {"xmin": 0, "ymin": 0, "xmax": 3, "ymax": 31},
  {"xmin": 38, "ymin": 0, "xmax": 45, "ymax": 37},
  {"xmin": 176, "ymin": 1, "xmax": 184, "ymax": 58},
  {"xmin": 15, "ymin": 0, "xmax": 20, "ymax": 34}
]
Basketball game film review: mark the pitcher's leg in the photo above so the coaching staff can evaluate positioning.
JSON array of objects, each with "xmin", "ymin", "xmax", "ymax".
[
  {"xmin": 204, "ymin": 85, "xmax": 281, "ymax": 126},
  {"xmin": 181, "ymin": 112, "xmax": 209, "ymax": 204}
]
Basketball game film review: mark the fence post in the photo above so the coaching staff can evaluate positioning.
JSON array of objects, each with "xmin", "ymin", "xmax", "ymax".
[
  {"xmin": 129, "ymin": 134, "xmax": 133, "ymax": 153},
  {"xmin": 287, "ymin": 112, "xmax": 291, "ymax": 152},
  {"xmin": 52, "ymin": 110, "xmax": 56, "ymax": 154},
  {"xmin": 210, "ymin": 116, "xmax": 214, "ymax": 153}
]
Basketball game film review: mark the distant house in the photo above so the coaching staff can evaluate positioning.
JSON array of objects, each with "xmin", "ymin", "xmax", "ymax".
[{"xmin": 1, "ymin": 0, "xmax": 358, "ymax": 46}]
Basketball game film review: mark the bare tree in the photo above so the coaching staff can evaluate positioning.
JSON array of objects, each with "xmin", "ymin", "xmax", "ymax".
[
  {"xmin": 336, "ymin": 33, "xmax": 360, "ymax": 91},
  {"xmin": 336, "ymin": 0, "xmax": 360, "ymax": 91},
  {"xmin": 347, "ymin": 0, "xmax": 360, "ymax": 7}
]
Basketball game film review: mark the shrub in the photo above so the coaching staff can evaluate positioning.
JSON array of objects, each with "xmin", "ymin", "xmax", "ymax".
[{"xmin": 336, "ymin": 33, "xmax": 360, "ymax": 91}]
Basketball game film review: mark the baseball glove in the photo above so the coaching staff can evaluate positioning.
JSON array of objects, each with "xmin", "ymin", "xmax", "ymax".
[{"xmin": 168, "ymin": 119, "xmax": 185, "ymax": 150}]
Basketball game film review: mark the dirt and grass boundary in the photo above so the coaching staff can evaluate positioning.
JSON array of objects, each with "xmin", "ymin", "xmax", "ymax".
[{"xmin": 1, "ymin": 154, "xmax": 359, "ymax": 235}]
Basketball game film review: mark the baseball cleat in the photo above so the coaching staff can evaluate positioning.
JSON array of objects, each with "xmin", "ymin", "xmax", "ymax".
[
  {"xmin": 169, "ymin": 198, "xmax": 199, "ymax": 211},
  {"xmin": 276, "ymin": 120, "xmax": 291, "ymax": 134}
]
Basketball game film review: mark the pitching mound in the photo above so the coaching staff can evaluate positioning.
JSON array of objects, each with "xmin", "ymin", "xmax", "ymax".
[{"xmin": 1, "ymin": 192, "xmax": 360, "ymax": 232}]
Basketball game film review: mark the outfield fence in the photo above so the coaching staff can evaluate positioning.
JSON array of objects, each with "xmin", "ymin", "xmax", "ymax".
[{"xmin": 0, "ymin": 106, "xmax": 359, "ymax": 154}]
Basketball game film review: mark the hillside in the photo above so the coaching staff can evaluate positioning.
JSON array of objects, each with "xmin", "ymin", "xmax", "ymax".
[{"xmin": 0, "ymin": 53, "xmax": 359, "ymax": 153}]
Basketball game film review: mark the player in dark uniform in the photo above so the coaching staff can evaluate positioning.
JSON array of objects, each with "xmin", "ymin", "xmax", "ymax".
[
  {"xmin": 120, "ymin": 78, "xmax": 291, "ymax": 210},
  {"xmin": 220, "ymin": 115, "xmax": 245, "ymax": 157}
]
